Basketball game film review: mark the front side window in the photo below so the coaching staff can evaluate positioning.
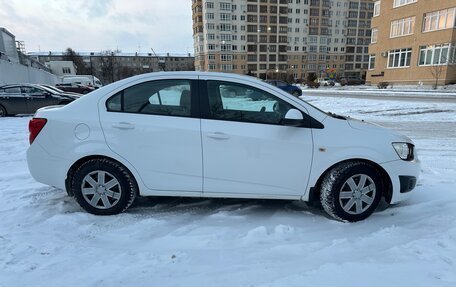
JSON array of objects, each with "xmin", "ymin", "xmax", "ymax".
[
  {"xmin": 106, "ymin": 80, "xmax": 192, "ymax": 117},
  {"xmin": 23, "ymin": 87, "xmax": 45, "ymax": 95},
  {"xmin": 207, "ymin": 81, "xmax": 294, "ymax": 125}
]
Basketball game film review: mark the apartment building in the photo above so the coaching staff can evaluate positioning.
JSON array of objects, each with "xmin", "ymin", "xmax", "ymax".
[
  {"xmin": 192, "ymin": 0, "xmax": 374, "ymax": 81},
  {"xmin": 367, "ymin": 0, "xmax": 456, "ymax": 86}
]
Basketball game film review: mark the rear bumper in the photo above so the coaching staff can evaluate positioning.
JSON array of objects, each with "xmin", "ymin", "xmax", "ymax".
[
  {"xmin": 380, "ymin": 158, "xmax": 421, "ymax": 204},
  {"xmin": 26, "ymin": 142, "xmax": 68, "ymax": 190}
]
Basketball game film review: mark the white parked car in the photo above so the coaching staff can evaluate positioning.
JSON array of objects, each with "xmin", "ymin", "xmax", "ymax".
[{"xmin": 27, "ymin": 72, "xmax": 420, "ymax": 222}]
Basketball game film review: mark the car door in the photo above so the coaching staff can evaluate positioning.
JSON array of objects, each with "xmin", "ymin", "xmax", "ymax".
[
  {"xmin": 99, "ymin": 77, "xmax": 203, "ymax": 193},
  {"xmin": 0, "ymin": 86, "xmax": 27, "ymax": 114},
  {"xmin": 23, "ymin": 86, "xmax": 57, "ymax": 113},
  {"xmin": 200, "ymin": 77, "xmax": 314, "ymax": 197}
]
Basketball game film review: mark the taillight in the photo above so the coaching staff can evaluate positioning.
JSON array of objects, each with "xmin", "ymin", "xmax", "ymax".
[{"xmin": 29, "ymin": 118, "xmax": 47, "ymax": 144}]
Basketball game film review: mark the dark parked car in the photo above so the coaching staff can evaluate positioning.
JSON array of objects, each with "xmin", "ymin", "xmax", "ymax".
[
  {"xmin": 340, "ymin": 77, "xmax": 366, "ymax": 86},
  {"xmin": 265, "ymin": 80, "xmax": 302, "ymax": 97},
  {"xmin": 0, "ymin": 84, "xmax": 80, "ymax": 117},
  {"xmin": 40, "ymin": 84, "xmax": 82, "ymax": 97},
  {"xmin": 55, "ymin": 83, "xmax": 95, "ymax": 94}
]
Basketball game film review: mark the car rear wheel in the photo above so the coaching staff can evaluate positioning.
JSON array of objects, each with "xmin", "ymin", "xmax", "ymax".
[
  {"xmin": 0, "ymin": 105, "xmax": 6, "ymax": 117},
  {"xmin": 71, "ymin": 158, "xmax": 137, "ymax": 215},
  {"xmin": 292, "ymin": 91, "xmax": 300, "ymax": 97},
  {"xmin": 320, "ymin": 161, "xmax": 382, "ymax": 222}
]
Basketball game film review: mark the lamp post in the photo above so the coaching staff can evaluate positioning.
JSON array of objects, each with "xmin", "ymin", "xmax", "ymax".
[{"xmin": 256, "ymin": 29, "xmax": 260, "ymax": 78}]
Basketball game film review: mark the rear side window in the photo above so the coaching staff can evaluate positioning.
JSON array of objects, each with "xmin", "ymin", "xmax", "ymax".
[
  {"xmin": 106, "ymin": 80, "xmax": 192, "ymax": 117},
  {"xmin": 1, "ymin": 87, "xmax": 21, "ymax": 94}
]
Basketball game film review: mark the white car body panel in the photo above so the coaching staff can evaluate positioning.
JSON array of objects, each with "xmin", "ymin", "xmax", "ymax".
[
  {"xmin": 201, "ymin": 119, "xmax": 313, "ymax": 196},
  {"xmin": 26, "ymin": 71, "xmax": 420, "ymax": 208}
]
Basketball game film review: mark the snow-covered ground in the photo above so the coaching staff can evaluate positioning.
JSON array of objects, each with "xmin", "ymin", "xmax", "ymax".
[{"xmin": 1, "ymin": 96, "xmax": 456, "ymax": 287}]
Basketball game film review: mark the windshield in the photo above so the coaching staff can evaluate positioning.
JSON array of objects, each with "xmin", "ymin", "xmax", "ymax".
[{"xmin": 42, "ymin": 85, "xmax": 65, "ymax": 93}]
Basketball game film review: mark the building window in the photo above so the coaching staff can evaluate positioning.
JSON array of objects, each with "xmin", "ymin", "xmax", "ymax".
[
  {"xmin": 220, "ymin": 13, "xmax": 230, "ymax": 21},
  {"xmin": 374, "ymin": 1, "xmax": 381, "ymax": 17},
  {"xmin": 393, "ymin": 0, "xmax": 416, "ymax": 8},
  {"xmin": 390, "ymin": 17, "xmax": 415, "ymax": 38},
  {"xmin": 220, "ymin": 54, "xmax": 232, "ymax": 61},
  {"xmin": 205, "ymin": 2, "xmax": 214, "ymax": 9},
  {"xmin": 419, "ymin": 43, "xmax": 456, "ymax": 66},
  {"xmin": 423, "ymin": 8, "xmax": 456, "ymax": 32},
  {"xmin": 220, "ymin": 2, "xmax": 231, "ymax": 10},
  {"xmin": 206, "ymin": 13, "xmax": 214, "ymax": 20},
  {"xmin": 368, "ymin": 55, "xmax": 376, "ymax": 70},
  {"xmin": 371, "ymin": 28, "xmax": 378, "ymax": 43},
  {"xmin": 62, "ymin": 67, "xmax": 71, "ymax": 74},
  {"xmin": 388, "ymin": 48, "xmax": 412, "ymax": 68}
]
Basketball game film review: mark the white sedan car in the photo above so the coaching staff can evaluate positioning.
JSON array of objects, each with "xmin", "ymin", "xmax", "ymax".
[{"xmin": 27, "ymin": 72, "xmax": 420, "ymax": 222}]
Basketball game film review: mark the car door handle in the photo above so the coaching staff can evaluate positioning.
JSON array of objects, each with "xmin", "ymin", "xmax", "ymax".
[
  {"xmin": 112, "ymin": 122, "xmax": 135, "ymax": 130},
  {"xmin": 207, "ymin": 132, "xmax": 230, "ymax": 140}
]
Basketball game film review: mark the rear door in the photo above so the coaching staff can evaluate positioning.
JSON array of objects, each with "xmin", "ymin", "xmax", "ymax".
[
  {"xmin": 0, "ymin": 86, "xmax": 27, "ymax": 114},
  {"xmin": 99, "ymin": 77, "xmax": 203, "ymax": 193}
]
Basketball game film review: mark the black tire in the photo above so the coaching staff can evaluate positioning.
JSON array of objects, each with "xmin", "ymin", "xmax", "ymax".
[
  {"xmin": 320, "ymin": 161, "xmax": 383, "ymax": 222},
  {"xmin": 71, "ymin": 158, "xmax": 138, "ymax": 215},
  {"xmin": 292, "ymin": 91, "xmax": 300, "ymax": 97},
  {"xmin": 0, "ymin": 105, "xmax": 6, "ymax": 117}
]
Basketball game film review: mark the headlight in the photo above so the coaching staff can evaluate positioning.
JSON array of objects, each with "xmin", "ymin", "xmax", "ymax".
[{"xmin": 392, "ymin": 142, "xmax": 415, "ymax": 161}]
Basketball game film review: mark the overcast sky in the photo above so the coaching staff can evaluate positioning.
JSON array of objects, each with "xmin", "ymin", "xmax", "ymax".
[{"xmin": 0, "ymin": 0, "xmax": 194, "ymax": 54}]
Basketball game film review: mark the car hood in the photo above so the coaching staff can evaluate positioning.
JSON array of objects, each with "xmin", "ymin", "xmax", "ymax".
[{"xmin": 347, "ymin": 117, "xmax": 412, "ymax": 143}]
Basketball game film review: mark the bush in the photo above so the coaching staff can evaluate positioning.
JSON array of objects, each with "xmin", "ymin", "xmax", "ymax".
[{"xmin": 377, "ymin": 82, "xmax": 389, "ymax": 89}]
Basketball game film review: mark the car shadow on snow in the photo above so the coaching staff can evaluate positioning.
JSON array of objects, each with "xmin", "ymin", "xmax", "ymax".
[{"xmin": 129, "ymin": 196, "xmax": 329, "ymax": 219}]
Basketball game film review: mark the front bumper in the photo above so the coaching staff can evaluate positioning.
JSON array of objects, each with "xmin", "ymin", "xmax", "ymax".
[{"xmin": 380, "ymin": 158, "xmax": 421, "ymax": 204}]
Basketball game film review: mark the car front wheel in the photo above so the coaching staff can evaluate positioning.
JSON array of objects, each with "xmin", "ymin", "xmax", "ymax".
[
  {"xmin": 70, "ymin": 158, "xmax": 138, "ymax": 215},
  {"xmin": 320, "ymin": 161, "xmax": 382, "ymax": 222}
]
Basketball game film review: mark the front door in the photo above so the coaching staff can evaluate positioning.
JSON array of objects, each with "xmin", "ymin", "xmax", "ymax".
[
  {"xmin": 200, "ymin": 79, "xmax": 314, "ymax": 197},
  {"xmin": 22, "ymin": 86, "xmax": 56, "ymax": 113},
  {"xmin": 99, "ymin": 77, "xmax": 203, "ymax": 192}
]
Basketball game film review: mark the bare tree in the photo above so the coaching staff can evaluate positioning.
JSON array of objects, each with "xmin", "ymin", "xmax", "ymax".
[
  {"xmin": 63, "ymin": 48, "xmax": 89, "ymax": 75},
  {"xmin": 428, "ymin": 64, "xmax": 445, "ymax": 90}
]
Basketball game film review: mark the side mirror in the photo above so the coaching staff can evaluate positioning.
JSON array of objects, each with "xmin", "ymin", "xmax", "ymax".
[
  {"xmin": 283, "ymin": 109, "xmax": 304, "ymax": 126},
  {"xmin": 283, "ymin": 109, "xmax": 325, "ymax": 129}
]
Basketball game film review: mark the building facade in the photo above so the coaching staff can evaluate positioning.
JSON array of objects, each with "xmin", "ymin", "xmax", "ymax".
[
  {"xmin": 192, "ymin": 0, "xmax": 374, "ymax": 81},
  {"xmin": 367, "ymin": 0, "xmax": 456, "ymax": 86},
  {"xmin": 29, "ymin": 52, "xmax": 195, "ymax": 84}
]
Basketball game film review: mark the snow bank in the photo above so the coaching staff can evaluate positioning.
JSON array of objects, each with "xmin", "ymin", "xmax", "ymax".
[{"xmin": 1, "ymin": 96, "xmax": 455, "ymax": 286}]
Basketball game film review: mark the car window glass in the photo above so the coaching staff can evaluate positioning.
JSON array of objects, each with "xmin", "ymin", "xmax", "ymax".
[
  {"xmin": 106, "ymin": 80, "xmax": 192, "ymax": 117},
  {"xmin": 23, "ymin": 87, "xmax": 45, "ymax": 95},
  {"xmin": 207, "ymin": 81, "xmax": 294, "ymax": 125},
  {"xmin": 107, "ymin": 92, "xmax": 122, "ymax": 112},
  {"xmin": 276, "ymin": 81, "xmax": 287, "ymax": 87},
  {"xmin": 2, "ymin": 87, "xmax": 21, "ymax": 94}
]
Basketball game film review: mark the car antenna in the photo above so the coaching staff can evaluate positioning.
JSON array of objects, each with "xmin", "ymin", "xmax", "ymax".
[{"xmin": 150, "ymin": 47, "xmax": 166, "ymax": 72}]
